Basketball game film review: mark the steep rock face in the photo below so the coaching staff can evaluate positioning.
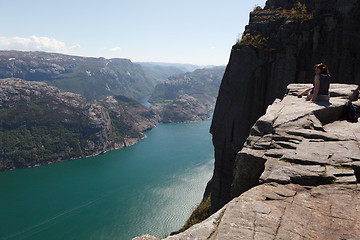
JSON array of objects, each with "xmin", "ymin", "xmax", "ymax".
[
  {"xmin": 207, "ymin": 0, "xmax": 360, "ymax": 211},
  {"xmin": 0, "ymin": 78, "xmax": 160, "ymax": 171}
]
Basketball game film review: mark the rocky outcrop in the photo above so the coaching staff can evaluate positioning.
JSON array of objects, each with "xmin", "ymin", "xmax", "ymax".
[
  {"xmin": 136, "ymin": 83, "xmax": 360, "ymax": 240},
  {"xmin": 231, "ymin": 84, "xmax": 359, "ymax": 195},
  {"xmin": 135, "ymin": 0, "xmax": 360, "ymax": 238},
  {"xmin": 149, "ymin": 66, "xmax": 225, "ymax": 122},
  {"xmin": 101, "ymin": 95, "xmax": 160, "ymax": 135},
  {"xmin": 207, "ymin": 0, "xmax": 360, "ymax": 212},
  {"xmin": 150, "ymin": 66, "xmax": 224, "ymax": 105},
  {"xmin": 153, "ymin": 94, "xmax": 210, "ymax": 123},
  {"xmin": 163, "ymin": 183, "xmax": 360, "ymax": 240},
  {"xmin": 0, "ymin": 78, "xmax": 160, "ymax": 171}
]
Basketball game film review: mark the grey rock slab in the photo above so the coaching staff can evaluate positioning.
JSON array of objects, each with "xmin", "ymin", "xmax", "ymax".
[{"xmin": 164, "ymin": 183, "xmax": 360, "ymax": 240}]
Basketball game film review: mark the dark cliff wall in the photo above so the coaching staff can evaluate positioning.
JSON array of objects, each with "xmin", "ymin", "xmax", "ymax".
[{"xmin": 206, "ymin": 0, "xmax": 360, "ymax": 211}]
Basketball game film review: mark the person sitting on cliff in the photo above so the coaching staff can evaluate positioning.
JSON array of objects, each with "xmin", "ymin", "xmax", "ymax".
[{"xmin": 298, "ymin": 63, "xmax": 331, "ymax": 102}]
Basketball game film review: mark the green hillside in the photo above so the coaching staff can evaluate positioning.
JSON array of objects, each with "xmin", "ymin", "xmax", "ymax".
[
  {"xmin": 0, "ymin": 51, "xmax": 158, "ymax": 100},
  {"xmin": 149, "ymin": 66, "xmax": 225, "ymax": 105}
]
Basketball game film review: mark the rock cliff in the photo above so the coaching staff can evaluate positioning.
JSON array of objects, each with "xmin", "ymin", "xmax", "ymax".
[
  {"xmin": 135, "ymin": 0, "xmax": 360, "ymax": 238},
  {"xmin": 207, "ymin": 0, "xmax": 360, "ymax": 212},
  {"xmin": 0, "ymin": 78, "xmax": 160, "ymax": 171},
  {"xmin": 135, "ymin": 83, "xmax": 360, "ymax": 240}
]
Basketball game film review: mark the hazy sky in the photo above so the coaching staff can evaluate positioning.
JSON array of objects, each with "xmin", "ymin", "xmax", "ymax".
[{"xmin": 0, "ymin": 0, "xmax": 266, "ymax": 65}]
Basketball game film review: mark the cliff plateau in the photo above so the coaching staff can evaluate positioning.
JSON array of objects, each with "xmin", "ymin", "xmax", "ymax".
[
  {"xmin": 207, "ymin": 0, "xmax": 360, "ymax": 212},
  {"xmin": 134, "ymin": 0, "xmax": 360, "ymax": 237},
  {"xmin": 135, "ymin": 83, "xmax": 360, "ymax": 240}
]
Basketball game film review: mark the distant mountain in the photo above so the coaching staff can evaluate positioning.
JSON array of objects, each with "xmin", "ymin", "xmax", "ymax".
[
  {"xmin": 137, "ymin": 62, "xmax": 185, "ymax": 83},
  {"xmin": 137, "ymin": 62, "xmax": 206, "ymax": 73},
  {"xmin": 0, "ymin": 78, "xmax": 160, "ymax": 171},
  {"xmin": 150, "ymin": 66, "xmax": 225, "ymax": 108},
  {"xmin": 152, "ymin": 94, "xmax": 211, "ymax": 123},
  {"xmin": 0, "ymin": 53, "xmax": 225, "ymax": 170},
  {"xmin": 0, "ymin": 50, "xmax": 158, "ymax": 100}
]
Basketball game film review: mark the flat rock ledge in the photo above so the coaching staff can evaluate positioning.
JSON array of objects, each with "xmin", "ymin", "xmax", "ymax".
[{"xmin": 135, "ymin": 84, "xmax": 360, "ymax": 240}]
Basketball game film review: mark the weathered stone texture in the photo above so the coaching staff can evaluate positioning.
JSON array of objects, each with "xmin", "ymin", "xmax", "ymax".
[
  {"xmin": 207, "ymin": 0, "xmax": 360, "ymax": 212},
  {"xmin": 232, "ymin": 84, "xmax": 359, "ymax": 197},
  {"xmin": 136, "ymin": 84, "xmax": 360, "ymax": 240},
  {"xmin": 158, "ymin": 84, "xmax": 360, "ymax": 240},
  {"xmin": 163, "ymin": 183, "xmax": 360, "ymax": 240}
]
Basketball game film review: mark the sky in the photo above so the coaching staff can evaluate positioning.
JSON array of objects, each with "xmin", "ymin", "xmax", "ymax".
[{"xmin": 0, "ymin": 0, "xmax": 266, "ymax": 66}]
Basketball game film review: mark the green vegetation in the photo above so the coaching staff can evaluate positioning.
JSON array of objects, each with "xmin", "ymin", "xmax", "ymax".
[
  {"xmin": 137, "ymin": 63, "xmax": 185, "ymax": 83},
  {"xmin": 237, "ymin": 33, "xmax": 269, "ymax": 47},
  {"xmin": 0, "ymin": 124, "xmax": 84, "ymax": 171},
  {"xmin": 0, "ymin": 51, "xmax": 158, "ymax": 100},
  {"xmin": 237, "ymin": 2, "xmax": 313, "ymax": 47},
  {"xmin": 0, "ymin": 76, "xmax": 161, "ymax": 171},
  {"xmin": 332, "ymin": 165, "xmax": 354, "ymax": 170},
  {"xmin": 49, "ymin": 61, "xmax": 156, "ymax": 100},
  {"xmin": 149, "ymin": 66, "xmax": 225, "ymax": 105},
  {"xmin": 0, "ymin": 96, "xmax": 137, "ymax": 171},
  {"xmin": 178, "ymin": 195, "xmax": 212, "ymax": 232},
  {"xmin": 253, "ymin": 5, "xmax": 262, "ymax": 12},
  {"xmin": 282, "ymin": 1, "xmax": 314, "ymax": 22},
  {"xmin": 108, "ymin": 110, "xmax": 142, "ymax": 142},
  {"xmin": 0, "ymin": 96, "xmax": 91, "ymax": 171}
]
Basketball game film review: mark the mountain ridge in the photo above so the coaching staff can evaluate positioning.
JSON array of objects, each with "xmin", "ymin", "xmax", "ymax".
[{"xmin": 0, "ymin": 50, "xmax": 158, "ymax": 100}]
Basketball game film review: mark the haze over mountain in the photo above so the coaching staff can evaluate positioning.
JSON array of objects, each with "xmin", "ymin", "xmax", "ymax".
[
  {"xmin": 0, "ymin": 50, "xmax": 226, "ymax": 171},
  {"xmin": 150, "ymin": 66, "xmax": 225, "ymax": 107},
  {"xmin": 137, "ymin": 62, "xmax": 214, "ymax": 73},
  {"xmin": 0, "ymin": 50, "xmax": 158, "ymax": 100}
]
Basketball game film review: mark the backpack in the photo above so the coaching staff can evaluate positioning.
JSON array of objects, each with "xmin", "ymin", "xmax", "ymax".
[{"xmin": 344, "ymin": 100, "xmax": 359, "ymax": 122}]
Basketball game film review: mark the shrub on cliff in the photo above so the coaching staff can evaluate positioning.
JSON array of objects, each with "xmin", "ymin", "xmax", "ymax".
[
  {"xmin": 282, "ymin": 1, "xmax": 314, "ymax": 22},
  {"xmin": 177, "ymin": 195, "xmax": 211, "ymax": 233},
  {"xmin": 237, "ymin": 33, "xmax": 269, "ymax": 47}
]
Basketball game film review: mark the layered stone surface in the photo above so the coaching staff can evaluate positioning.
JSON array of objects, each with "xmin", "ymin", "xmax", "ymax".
[
  {"xmin": 207, "ymin": 0, "xmax": 360, "ymax": 212},
  {"xmin": 232, "ymin": 84, "xmax": 360, "ymax": 197},
  {"xmin": 135, "ymin": 83, "xmax": 360, "ymax": 240},
  {"xmin": 162, "ymin": 183, "xmax": 360, "ymax": 240}
]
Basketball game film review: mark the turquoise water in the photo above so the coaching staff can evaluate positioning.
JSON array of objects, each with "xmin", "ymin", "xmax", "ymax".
[{"xmin": 0, "ymin": 119, "xmax": 214, "ymax": 240}]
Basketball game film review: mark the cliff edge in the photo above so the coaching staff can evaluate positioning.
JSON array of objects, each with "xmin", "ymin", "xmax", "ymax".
[
  {"xmin": 136, "ymin": 83, "xmax": 359, "ymax": 239},
  {"xmin": 207, "ymin": 0, "xmax": 360, "ymax": 212}
]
